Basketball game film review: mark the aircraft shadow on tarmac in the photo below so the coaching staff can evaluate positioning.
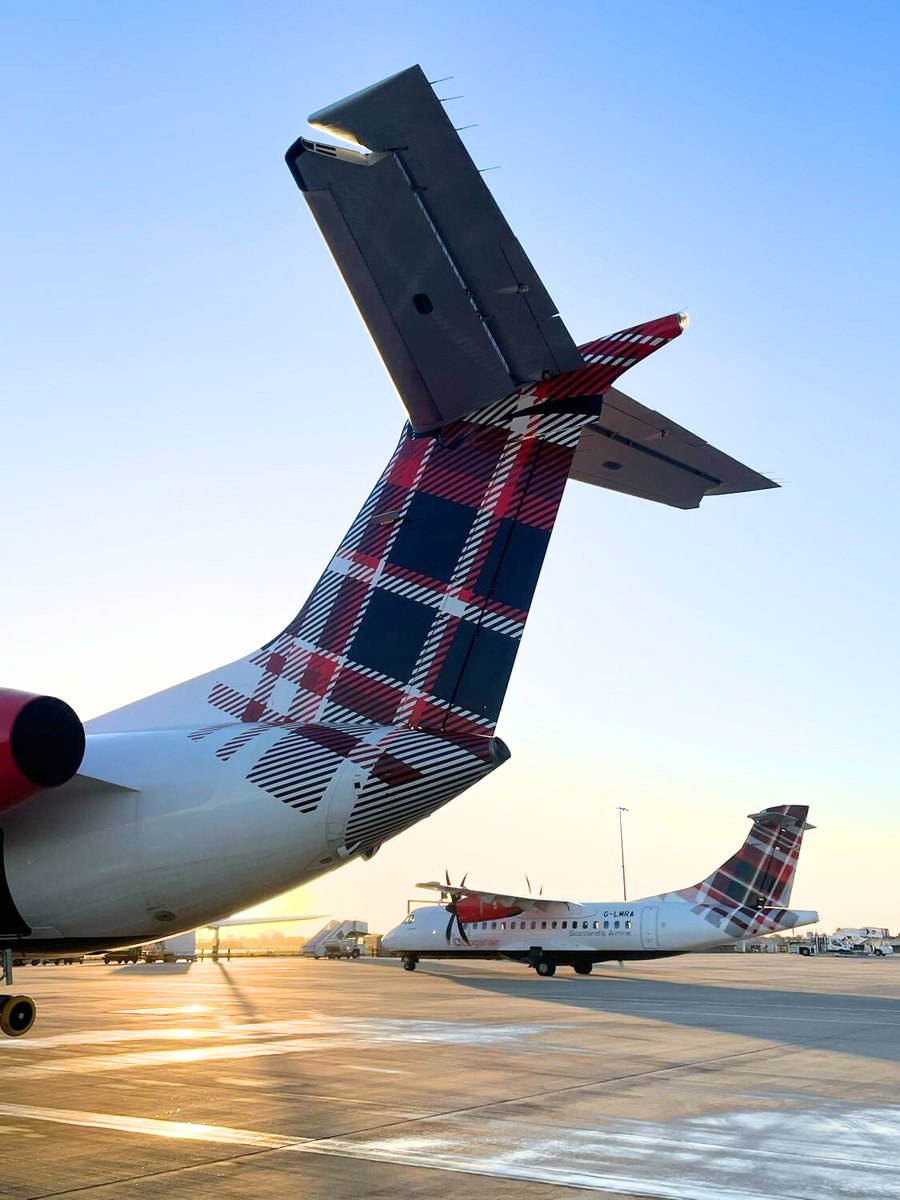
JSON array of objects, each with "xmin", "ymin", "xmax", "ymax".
[
  {"xmin": 110, "ymin": 962, "xmax": 194, "ymax": 976},
  {"xmin": 373, "ymin": 959, "xmax": 900, "ymax": 1066}
]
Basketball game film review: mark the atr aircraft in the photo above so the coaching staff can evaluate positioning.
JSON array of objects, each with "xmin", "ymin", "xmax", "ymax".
[
  {"xmin": 0, "ymin": 65, "xmax": 775, "ymax": 1036},
  {"xmin": 383, "ymin": 807, "xmax": 817, "ymax": 975}
]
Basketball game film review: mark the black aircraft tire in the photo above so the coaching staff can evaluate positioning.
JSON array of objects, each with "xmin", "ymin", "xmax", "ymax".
[
  {"xmin": 0, "ymin": 994, "xmax": 36, "ymax": 1037},
  {"xmin": 402, "ymin": 960, "xmax": 416, "ymax": 972},
  {"xmin": 536, "ymin": 960, "xmax": 556, "ymax": 978},
  {"xmin": 573, "ymin": 962, "xmax": 593, "ymax": 976}
]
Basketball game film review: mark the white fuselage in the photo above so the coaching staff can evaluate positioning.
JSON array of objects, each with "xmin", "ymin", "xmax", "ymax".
[
  {"xmin": 1, "ymin": 723, "xmax": 502, "ymax": 952},
  {"xmin": 382, "ymin": 898, "xmax": 818, "ymax": 962}
]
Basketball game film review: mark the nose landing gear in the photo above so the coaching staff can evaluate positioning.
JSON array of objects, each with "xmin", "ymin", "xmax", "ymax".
[
  {"xmin": 1, "ymin": 950, "xmax": 36, "ymax": 1037},
  {"xmin": 402, "ymin": 955, "xmax": 418, "ymax": 972}
]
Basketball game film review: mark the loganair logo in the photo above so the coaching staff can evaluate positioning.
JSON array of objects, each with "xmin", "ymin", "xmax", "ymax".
[{"xmin": 603, "ymin": 909, "xmax": 635, "ymax": 919}]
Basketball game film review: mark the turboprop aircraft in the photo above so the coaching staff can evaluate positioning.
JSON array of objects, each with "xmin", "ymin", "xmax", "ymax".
[
  {"xmin": 0, "ymin": 65, "xmax": 776, "ymax": 1036},
  {"xmin": 382, "ymin": 807, "xmax": 817, "ymax": 975}
]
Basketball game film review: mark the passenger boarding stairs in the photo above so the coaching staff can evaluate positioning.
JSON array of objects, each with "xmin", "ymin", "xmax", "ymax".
[{"xmin": 302, "ymin": 919, "xmax": 368, "ymax": 957}]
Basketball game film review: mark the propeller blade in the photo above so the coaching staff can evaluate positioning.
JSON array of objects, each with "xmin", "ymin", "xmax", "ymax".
[
  {"xmin": 460, "ymin": 872, "xmax": 468, "ymax": 888},
  {"xmin": 445, "ymin": 911, "xmax": 456, "ymax": 942},
  {"xmin": 457, "ymin": 915, "xmax": 471, "ymax": 944},
  {"xmin": 525, "ymin": 874, "xmax": 532, "ymax": 895},
  {"xmin": 445, "ymin": 868, "xmax": 451, "ymax": 887},
  {"xmin": 539, "ymin": 884, "xmax": 543, "ymax": 896}
]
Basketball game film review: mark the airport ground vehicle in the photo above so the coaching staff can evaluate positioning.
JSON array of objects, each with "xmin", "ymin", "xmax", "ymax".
[
  {"xmin": 103, "ymin": 933, "xmax": 197, "ymax": 965},
  {"xmin": 321, "ymin": 935, "xmax": 364, "ymax": 961},
  {"xmin": 0, "ymin": 66, "xmax": 775, "ymax": 1034},
  {"xmin": 825, "ymin": 928, "xmax": 894, "ymax": 956},
  {"xmin": 383, "ymin": 807, "xmax": 817, "ymax": 975},
  {"xmin": 303, "ymin": 920, "xmax": 368, "ymax": 960}
]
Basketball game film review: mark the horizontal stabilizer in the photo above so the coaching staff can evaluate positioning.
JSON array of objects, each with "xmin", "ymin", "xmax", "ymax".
[
  {"xmin": 570, "ymin": 385, "xmax": 778, "ymax": 509},
  {"xmin": 286, "ymin": 64, "xmax": 584, "ymax": 431}
]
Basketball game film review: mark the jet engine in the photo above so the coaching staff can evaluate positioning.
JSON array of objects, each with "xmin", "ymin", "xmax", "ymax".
[{"xmin": 0, "ymin": 690, "xmax": 85, "ymax": 813}]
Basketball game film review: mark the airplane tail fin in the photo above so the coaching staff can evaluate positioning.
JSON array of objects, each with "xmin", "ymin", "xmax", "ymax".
[
  {"xmin": 198, "ymin": 314, "xmax": 688, "ymax": 736},
  {"xmin": 89, "ymin": 315, "xmax": 686, "ymax": 736},
  {"xmin": 678, "ymin": 805, "xmax": 813, "ymax": 911}
]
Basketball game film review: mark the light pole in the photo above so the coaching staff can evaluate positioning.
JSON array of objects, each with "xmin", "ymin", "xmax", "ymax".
[{"xmin": 616, "ymin": 807, "xmax": 629, "ymax": 901}]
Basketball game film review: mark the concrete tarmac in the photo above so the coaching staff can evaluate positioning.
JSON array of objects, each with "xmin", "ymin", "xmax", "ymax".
[{"xmin": 0, "ymin": 954, "xmax": 898, "ymax": 1199}]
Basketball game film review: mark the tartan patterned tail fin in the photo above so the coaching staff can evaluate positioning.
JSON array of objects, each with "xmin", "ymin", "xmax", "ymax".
[
  {"xmin": 88, "ymin": 313, "xmax": 686, "ymax": 736},
  {"xmin": 678, "ymin": 806, "xmax": 813, "ymax": 911},
  {"xmin": 222, "ymin": 314, "xmax": 687, "ymax": 735}
]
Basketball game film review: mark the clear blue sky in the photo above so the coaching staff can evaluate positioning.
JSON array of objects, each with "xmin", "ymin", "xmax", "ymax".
[{"xmin": 3, "ymin": 2, "xmax": 898, "ymax": 932}]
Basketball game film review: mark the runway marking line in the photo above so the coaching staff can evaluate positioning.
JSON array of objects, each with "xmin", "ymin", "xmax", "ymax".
[{"xmin": 0, "ymin": 1102, "xmax": 301, "ymax": 1149}]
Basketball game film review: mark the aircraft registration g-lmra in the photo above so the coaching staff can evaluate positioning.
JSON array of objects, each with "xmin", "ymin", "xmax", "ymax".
[
  {"xmin": 0, "ymin": 66, "xmax": 776, "ymax": 1035},
  {"xmin": 382, "ymin": 807, "xmax": 818, "ymax": 975}
]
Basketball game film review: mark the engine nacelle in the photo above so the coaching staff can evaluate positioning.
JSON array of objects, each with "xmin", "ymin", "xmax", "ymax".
[
  {"xmin": 0, "ymin": 690, "xmax": 85, "ymax": 813},
  {"xmin": 456, "ymin": 897, "xmax": 523, "ymax": 923}
]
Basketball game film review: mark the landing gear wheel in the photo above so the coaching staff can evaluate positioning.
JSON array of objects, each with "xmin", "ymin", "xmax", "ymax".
[
  {"xmin": 573, "ymin": 962, "xmax": 593, "ymax": 976},
  {"xmin": 402, "ymin": 957, "xmax": 417, "ymax": 972},
  {"xmin": 535, "ymin": 960, "xmax": 556, "ymax": 978},
  {"xmin": 0, "ymin": 994, "xmax": 36, "ymax": 1037}
]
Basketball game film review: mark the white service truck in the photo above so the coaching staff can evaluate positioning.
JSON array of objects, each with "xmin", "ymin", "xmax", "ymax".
[
  {"xmin": 303, "ymin": 919, "xmax": 368, "ymax": 960},
  {"xmin": 825, "ymin": 927, "xmax": 894, "ymax": 956},
  {"xmin": 103, "ymin": 932, "xmax": 197, "ymax": 964}
]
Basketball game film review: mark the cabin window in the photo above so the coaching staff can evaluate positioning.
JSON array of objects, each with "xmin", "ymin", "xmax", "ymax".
[
  {"xmin": 593, "ymin": 921, "xmax": 599, "ymax": 930},
  {"xmin": 551, "ymin": 921, "xmax": 557, "ymax": 929},
  {"xmin": 614, "ymin": 920, "xmax": 620, "ymax": 929},
  {"xmin": 500, "ymin": 922, "xmax": 506, "ymax": 931},
  {"xmin": 603, "ymin": 920, "xmax": 609, "ymax": 929},
  {"xmin": 491, "ymin": 922, "xmax": 497, "ymax": 930},
  {"xmin": 561, "ymin": 921, "xmax": 567, "ymax": 929},
  {"xmin": 541, "ymin": 921, "xmax": 547, "ymax": 929},
  {"xmin": 482, "ymin": 922, "xmax": 487, "ymax": 930},
  {"xmin": 625, "ymin": 920, "xmax": 632, "ymax": 930},
  {"xmin": 531, "ymin": 921, "xmax": 536, "ymax": 929},
  {"xmin": 583, "ymin": 921, "xmax": 588, "ymax": 929}
]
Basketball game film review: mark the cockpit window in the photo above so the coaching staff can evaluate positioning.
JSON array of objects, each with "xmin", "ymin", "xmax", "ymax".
[{"xmin": 403, "ymin": 913, "xmax": 416, "ymax": 924}]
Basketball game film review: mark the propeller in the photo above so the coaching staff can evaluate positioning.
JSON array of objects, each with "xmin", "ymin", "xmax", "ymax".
[
  {"xmin": 525, "ymin": 875, "xmax": 543, "ymax": 897},
  {"xmin": 443, "ymin": 870, "xmax": 471, "ymax": 944}
]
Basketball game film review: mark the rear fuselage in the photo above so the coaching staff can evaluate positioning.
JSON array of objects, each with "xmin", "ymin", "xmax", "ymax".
[{"xmin": 0, "ymin": 725, "xmax": 504, "ymax": 954}]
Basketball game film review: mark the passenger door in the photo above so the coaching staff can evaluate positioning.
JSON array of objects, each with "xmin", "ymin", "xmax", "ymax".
[{"xmin": 640, "ymin": 905, "xmax": 660, "ymax": 950}]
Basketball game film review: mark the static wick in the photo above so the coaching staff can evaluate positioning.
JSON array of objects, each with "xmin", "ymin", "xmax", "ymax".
[
  {"xmin": 428, "ymin": 75, "xmax": 454, "ymax": 85},
  {"xmin": 455, "ymin": 124, "xmax": 479, "ymax": 132},
  {"xmin": 478, "ymin": 166, "xmax": 501, "ymax": 173},
  {"xmin": 438, "ymin": 95, "xmax": 464, "ymax": 103}
]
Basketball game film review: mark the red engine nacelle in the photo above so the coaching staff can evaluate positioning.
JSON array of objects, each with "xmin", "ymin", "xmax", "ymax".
[
  {"xmin": 0, "ymin": 689, "xmax": 85, "ymax": 813},
  {"xmin": 455, "ymin": 896, "xmax": 523, "ymax": 924}
]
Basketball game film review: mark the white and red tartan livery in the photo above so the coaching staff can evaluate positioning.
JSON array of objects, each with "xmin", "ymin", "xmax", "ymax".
[{"xmin": 383, "ymin": 807, "xmax": 818, "ymax": 976}]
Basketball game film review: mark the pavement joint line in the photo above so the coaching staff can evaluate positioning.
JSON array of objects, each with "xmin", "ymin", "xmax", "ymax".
[{"xmin": 0, "ymin": 1032, "xmax": 829, "ymax": 1174}]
